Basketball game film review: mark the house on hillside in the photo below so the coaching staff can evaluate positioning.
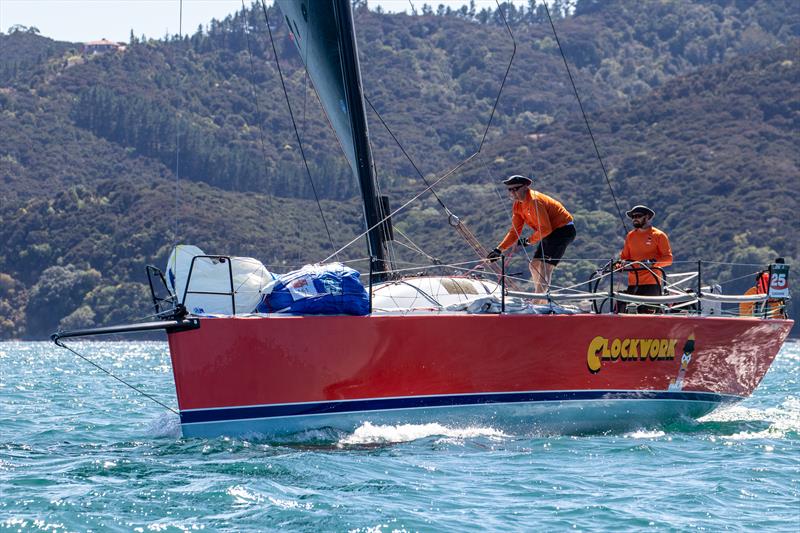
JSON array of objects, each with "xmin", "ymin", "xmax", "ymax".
[{"xmin": 83, "ymin": 39, "xmax": 125, "ymax": 55}]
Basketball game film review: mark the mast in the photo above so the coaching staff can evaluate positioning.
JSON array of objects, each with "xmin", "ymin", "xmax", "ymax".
[{"xmin": 331, "ymin": 0, "xmax": 392, "ymax": 278}]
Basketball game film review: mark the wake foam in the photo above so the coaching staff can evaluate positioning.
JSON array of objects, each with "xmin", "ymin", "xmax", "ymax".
[
  {"xmin": 146, "ymin": 412, "xmax": 182, "ymax": 438},
  {"xmin": 337, "ymin": 421, "xmax": 508, "ymax": 446},
  {"xmin": 699, "ymin": 397, "xmax": 799, "ymax": 440},
  {"xmin": 624, "ymin": 429, "xmax": 667, "ymax": 439}
]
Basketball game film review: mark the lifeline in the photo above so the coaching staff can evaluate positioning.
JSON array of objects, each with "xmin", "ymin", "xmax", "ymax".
[{"xmin": 587, "ymin": 335, "xmax": 678, "ymax": 373}]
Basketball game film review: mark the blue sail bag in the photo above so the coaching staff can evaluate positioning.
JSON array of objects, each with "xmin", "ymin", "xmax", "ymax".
[{"xmin": 256, "ymin": 263, "xmax": 369, "ymax": 315}]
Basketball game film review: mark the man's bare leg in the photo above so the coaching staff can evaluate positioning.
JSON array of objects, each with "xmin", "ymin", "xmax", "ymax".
[{"xmin": 529, "ymin": 259, "xmax": 555, "ymax": 303}]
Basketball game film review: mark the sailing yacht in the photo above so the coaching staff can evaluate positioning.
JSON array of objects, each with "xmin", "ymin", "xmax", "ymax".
[{"xmin": 53, "ymin": 0, "xmax": 793, "ymax": 438}]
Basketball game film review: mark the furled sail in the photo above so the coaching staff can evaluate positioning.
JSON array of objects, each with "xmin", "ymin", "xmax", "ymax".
[{"xmin": 276, "ymin": 0, "xmax": 392, "ymax": 275}]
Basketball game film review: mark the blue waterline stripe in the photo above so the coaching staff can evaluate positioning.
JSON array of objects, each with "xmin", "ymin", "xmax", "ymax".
[{"xmin": 180, "ymin": 390, "xmax": 741, "ymax": 425}]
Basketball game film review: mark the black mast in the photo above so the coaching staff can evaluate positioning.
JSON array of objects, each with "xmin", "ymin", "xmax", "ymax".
[{"xmin": 331, "ymin": 0, "xmax": 392, "ymax": 279}]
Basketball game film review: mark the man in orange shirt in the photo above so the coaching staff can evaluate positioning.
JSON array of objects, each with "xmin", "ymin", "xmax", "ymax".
[
  {"xmin": 617, "ymin": 205, "xmax": 673, "ymax": 313},
  {"xmin": 487, "ymin": 175, "xmax": 575, "ymax": 294}
]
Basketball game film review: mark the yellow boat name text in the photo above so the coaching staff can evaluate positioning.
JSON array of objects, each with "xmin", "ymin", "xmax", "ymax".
[{"xmin": 587, "ymin": 336, "xmax": 678, "ymax": 373}]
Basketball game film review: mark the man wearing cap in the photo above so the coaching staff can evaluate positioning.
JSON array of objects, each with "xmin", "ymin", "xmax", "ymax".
[
  {"xmin": 487, "ymin": 175, "xmax": 575, "ymax": 295},
  {"xmin": 617, "ymin": 205, "xmax": 673, "ymax": 313}
]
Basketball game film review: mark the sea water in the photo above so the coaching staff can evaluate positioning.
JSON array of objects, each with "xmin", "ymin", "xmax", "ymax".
[{"xmin": 1, "ymin": 340, "xmax": 798, "ymax": 531}]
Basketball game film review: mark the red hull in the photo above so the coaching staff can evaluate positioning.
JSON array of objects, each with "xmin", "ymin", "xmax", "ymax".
[{"xmin": 166, "ymin": 313, "xmax": 791, "ymax": 436}]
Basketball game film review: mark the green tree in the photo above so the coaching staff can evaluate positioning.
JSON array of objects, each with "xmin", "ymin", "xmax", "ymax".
[{"xmin": 25, "ymin": 265, "xmax": 102, "ymax": 338}]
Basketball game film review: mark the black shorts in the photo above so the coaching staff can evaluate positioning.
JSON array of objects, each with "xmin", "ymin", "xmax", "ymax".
[
  {"xmin": 616, "ymin": 283, "xmax": 663, "ymax": 314},
  {"xmin": 625, "ymin": 284, "xmax": 662, "ymax": 296},
  {"xmin": 532, "ymin": 223, "xmax": 576, "ymax": 266}
]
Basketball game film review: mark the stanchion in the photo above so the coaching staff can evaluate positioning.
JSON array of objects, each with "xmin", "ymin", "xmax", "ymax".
[
  {"xmin": 697, "ymin": 260, "xmax": 703, "ymax": 315},
  {"xmin": 610, "ymin": 258, "xmax": 615, "ymax": 314},
  {"xmin": 369, "ymin": 256, "xmax": 375, "ymax": 314},
  {"xmin": 763, "ymin": 264, "xmax": 773, "ymax": 319},
  {"xmin": 501, "ymin": 255, "xmax": 506, "ymax": 313}
]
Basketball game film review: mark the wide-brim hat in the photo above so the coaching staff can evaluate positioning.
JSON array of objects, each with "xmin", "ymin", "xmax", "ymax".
[
  {"xmin": 502, "ymin": 175, "xmax": 532, "ymax": 187},
  {"xmin": 626, "ymin": 205, "xmax": 655, "ymax": 218}
]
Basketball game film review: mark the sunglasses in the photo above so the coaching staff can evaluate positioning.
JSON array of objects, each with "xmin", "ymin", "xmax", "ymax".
[
  {"xmin": 630, "ymin": 214, "xmax": 648, "ymax": 219},
  {"xmin": 507, "ymin": 185, "xmax": 525, "ymax": 192}
]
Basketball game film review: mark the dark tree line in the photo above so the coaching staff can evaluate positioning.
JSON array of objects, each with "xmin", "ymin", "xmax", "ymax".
[{"xmin": 70, "ymin": 85, "xmax": 358, "ymax": 200}]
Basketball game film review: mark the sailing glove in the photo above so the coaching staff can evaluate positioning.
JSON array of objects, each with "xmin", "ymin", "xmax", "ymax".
[
  {"xmin": 517, "ymin": 237, "xmax": 529, "ymax": 247},
  {"xmin": 486, "ymin": 248, "xmax": 502, "ymax": 260}
]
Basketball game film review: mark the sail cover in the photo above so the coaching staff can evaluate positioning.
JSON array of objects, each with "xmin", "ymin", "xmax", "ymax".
[{"xmin": 276, "ymin": 0, "xmax": 391, "ymax": 273}]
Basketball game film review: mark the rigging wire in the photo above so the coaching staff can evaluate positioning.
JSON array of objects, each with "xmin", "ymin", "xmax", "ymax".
[
  {"xmin": 322, "ymin": 152, "xmax": 481, "ymax": 263},
  {"xmin": 354, "ymin": 0, "xmax": 517, "ymax": 283},
  {"xmin": 543, "ymin": 3, "xmax": 629, "ymax": 234},
  {"xmin": 365, "ymin": 96, "xmax": 450, "ymax": 214},
  {"xmin": 392, "ymin": 226, "xmax": 441, "ymax": 264},
  {"xmin": 260, "ymin": 1, "xmax": 338, "ymax": 258},
  {"xmin": 54, "ymin": 339, "xmax": 178, "ymax": 415},
  {"xmin": 478, "ymin": 1, "xmax": 516, "ymax": 153}
]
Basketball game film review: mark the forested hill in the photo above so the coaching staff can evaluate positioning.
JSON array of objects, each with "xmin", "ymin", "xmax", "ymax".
[{"xmin": 0, "ymin": 0, "xmax": 798, "ymax": 339}]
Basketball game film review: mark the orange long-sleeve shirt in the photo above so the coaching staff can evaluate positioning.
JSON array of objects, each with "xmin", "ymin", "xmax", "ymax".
[
  {"xmin": 498, "ymin": 190, "xmax": 573, "ymax": 250},
  {"xmin": 620, "ymin": 226, "xmax": 673, "ymax": 286}
]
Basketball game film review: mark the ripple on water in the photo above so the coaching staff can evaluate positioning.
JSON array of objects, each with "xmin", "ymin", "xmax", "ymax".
[{"xmin": 0, "ymin": 340, "xmax": 798, "ymax": 531}]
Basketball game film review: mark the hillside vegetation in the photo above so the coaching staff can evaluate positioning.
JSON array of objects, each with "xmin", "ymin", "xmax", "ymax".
[{"xmin": 0, "ymin": 0, "xmax": 798, "ymax": 338}]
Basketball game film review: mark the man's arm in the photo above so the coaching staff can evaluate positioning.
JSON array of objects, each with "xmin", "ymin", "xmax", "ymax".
[
  {"xmin": 619, "ymin": 235, "xmax": 631, "ymax": 261},
  {"xmin": 654, "ymin": 233, "xmax": 673, "ymax": 268},
  {"xmin": 497, "ymin": 211, "xmax": 526, "ymax": 250}
]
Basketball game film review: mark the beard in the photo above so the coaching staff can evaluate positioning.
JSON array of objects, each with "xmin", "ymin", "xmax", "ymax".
[{"xmin": 632, "ymin": 219, "xmax": 645, "ymax": 228}]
